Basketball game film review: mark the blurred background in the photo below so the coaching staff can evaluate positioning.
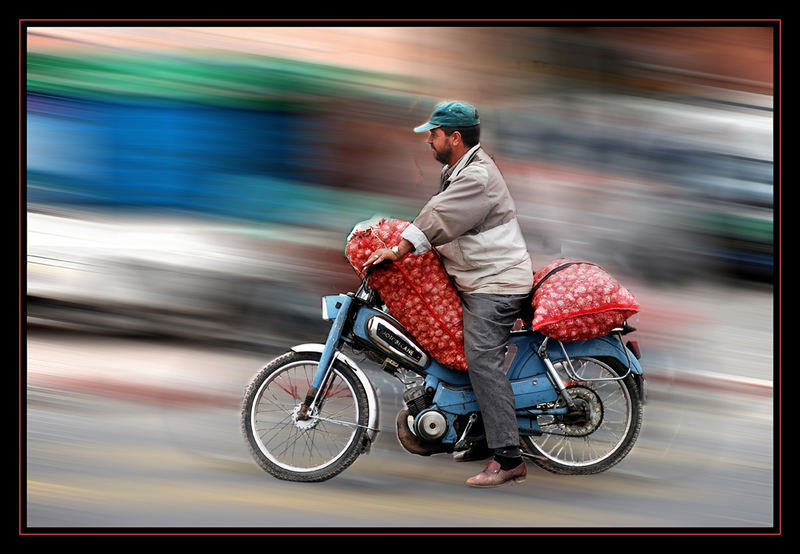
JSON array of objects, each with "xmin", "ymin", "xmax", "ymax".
[{"xmin": 24, "ymin": 23, "xmax": 777, "ymax": 530}]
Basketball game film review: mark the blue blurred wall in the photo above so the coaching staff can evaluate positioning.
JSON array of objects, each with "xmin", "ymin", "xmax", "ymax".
[{"xmin": 28, "ymin": 92, "xmax": 318, "ymax": 221}]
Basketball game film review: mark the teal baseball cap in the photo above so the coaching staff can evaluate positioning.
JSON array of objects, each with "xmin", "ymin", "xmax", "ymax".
[{"xmin": 413, "ymin": 101, "xmax": 480, "ymax": 133}]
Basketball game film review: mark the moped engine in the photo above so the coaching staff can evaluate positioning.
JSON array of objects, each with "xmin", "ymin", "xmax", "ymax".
[
  {"xmin": 403, "ymin": 385, "xmax": 432, "ymax": 417},
  {"xmin": 413, "ymin": 410, "xmax": 448, "ymax": 441},
  {"xmin": 395, "ymin": 385, "xmax": 451, "ymax": 455},
  {"xmin": 403, "ymin": 385, "xmax": 448, "ymax": 441}
]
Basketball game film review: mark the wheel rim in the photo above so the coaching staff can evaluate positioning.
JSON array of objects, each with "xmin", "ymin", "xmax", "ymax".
[
  {"xmin": 526, "ymin": 358, "xmax": 633, "ymax": 468},
  {"xmin": 250, "ymin": 360, "xmax": 361, "ymax": 473}
]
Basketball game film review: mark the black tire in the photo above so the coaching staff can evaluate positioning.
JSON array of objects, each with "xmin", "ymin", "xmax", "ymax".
[
  {"xmin": 241, "ymin": 351, "xmax": 370, "ymax": 482},
  {"xmin": 522, "ymin": 356, "xmax": 643, "ymax": 475}
]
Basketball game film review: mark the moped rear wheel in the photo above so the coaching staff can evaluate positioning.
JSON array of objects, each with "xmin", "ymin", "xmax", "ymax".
[
  {"xmin": 241, "ymin": 351, "xmax": 370, "ymax": 482},
  {"xmin": 521, "ymin": 356, "xmax": 642, "ymax": 475}
]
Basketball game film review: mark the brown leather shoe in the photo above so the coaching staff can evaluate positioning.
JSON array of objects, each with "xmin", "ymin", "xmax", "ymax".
[{"xmin": 465, "ymin": 459, "xmax": 527, "ymax": 487}]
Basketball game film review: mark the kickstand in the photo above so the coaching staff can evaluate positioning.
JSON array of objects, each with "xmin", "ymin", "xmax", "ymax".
[
  {"xmin": 454, "ymin": 413, "xmax": 478, "ymax": 451},
  {"xmin": 520, "ymin": 450, "xmax": 547, "ymax": 461}
]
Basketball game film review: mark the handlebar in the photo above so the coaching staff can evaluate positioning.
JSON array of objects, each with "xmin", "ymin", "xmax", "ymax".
[
  {"xmin": 359, "ymin": 259, "xmax": 392, "ymax": 281},
  {"xmin": 355, "ymin": 259, "xmax": 392, "ymax": 302}
]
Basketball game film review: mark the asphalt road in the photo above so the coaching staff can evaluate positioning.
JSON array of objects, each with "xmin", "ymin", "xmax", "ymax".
[{"xmin": 23, "ymin": 305, "xmax": 776, "ymax": 532}]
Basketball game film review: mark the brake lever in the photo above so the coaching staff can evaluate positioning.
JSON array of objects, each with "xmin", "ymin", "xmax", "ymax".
[{"xmin": 360, "ymin": 258, "xmax": 391, "ymax": 279}]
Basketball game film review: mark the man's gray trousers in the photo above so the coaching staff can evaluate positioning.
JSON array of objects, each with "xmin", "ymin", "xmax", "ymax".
[{"xmin": 461, "ymin": 292, "xmax": 531, "ymax": 450}]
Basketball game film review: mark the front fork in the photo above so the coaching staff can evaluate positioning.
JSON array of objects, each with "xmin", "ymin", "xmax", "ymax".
[{"xmin": 298, "ymin": 295, "xmax": 353, "ymax": 420}]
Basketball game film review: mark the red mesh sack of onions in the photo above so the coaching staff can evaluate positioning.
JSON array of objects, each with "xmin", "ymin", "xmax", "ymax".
[
  {"xmin": 345, "ymin": 217, "xmax": 467, "ymax": 370},
  {"xmin": 531, "ymin": 259, "xmax": 640, "ymax": 342}
]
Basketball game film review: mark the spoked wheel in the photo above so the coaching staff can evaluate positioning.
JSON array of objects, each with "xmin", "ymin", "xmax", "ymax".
[
  {"xmin": 522, "ymin": 356, "xmax": 642, "ymax": 475},
  {"xmin": 241, "ymin": 351, "xmax": 370, "ymax": 482}
]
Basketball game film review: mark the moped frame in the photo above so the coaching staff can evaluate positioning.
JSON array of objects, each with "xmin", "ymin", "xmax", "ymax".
[{"xmin": 298, "ymin": 267, "xmax": 643, "ymax": 448}]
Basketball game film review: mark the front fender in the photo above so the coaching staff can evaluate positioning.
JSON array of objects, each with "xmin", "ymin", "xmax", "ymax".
[{"xmin": 290, "ymin": 343, "xmax": 381, "ymax": 446}]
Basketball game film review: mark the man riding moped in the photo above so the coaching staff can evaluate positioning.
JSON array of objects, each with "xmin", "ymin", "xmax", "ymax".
[{"xmin": 363, "ymin": 101, "xmax": 534, "ymax": 487}]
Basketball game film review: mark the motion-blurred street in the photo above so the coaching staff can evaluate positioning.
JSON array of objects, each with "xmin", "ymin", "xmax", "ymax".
[{"xmin": 25, "ymin": 277, "xmax": 774, "ymax": 529}]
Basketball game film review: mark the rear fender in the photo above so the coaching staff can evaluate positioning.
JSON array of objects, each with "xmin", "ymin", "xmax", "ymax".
[
  {"xmin": 547, "ymin": 334, "xmax": 643, "ymax": 376},
  {"xmin": 548, "ymin": 335, "xmax": 647, "ymax": 403}
]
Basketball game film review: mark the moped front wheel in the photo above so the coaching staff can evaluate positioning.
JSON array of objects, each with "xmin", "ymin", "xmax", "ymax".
[
  {"xmin": 241, "ymin": 351, "xmax": 370, "ymax": 482},
  {"xmin": 521, "ymin": 356, "xmax": 642, "ymax": 475}
]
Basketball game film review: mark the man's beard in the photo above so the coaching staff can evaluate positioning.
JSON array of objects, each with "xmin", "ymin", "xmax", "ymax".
[{"xmin": 432, "ymin": 144, "xmax": 451, "ymax": 165}]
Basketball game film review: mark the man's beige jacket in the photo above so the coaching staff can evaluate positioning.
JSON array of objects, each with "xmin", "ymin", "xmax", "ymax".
[{"xmin": 401, "ymin": 144, "xmax": 533, "ymax": 295}]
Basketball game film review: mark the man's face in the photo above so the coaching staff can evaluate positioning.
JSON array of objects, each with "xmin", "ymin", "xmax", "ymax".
[{"xmin": 426, "ymin": 128, "xmax": 454, "ymax": 165}]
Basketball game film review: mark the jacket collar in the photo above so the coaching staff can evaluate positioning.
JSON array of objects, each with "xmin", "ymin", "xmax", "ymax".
[{"xmin": 441, "ymin": 143, "xmax": 481, "ymax": 187}]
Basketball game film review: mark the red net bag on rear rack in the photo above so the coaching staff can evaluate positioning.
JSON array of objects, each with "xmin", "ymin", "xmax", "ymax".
[
  {"xmin": 345, "ymin": 217, "xmax": 467, "ymax": 370},
  {"xmin": 530, "ymin": 259, "xmax": 640, "ymax": 342}
]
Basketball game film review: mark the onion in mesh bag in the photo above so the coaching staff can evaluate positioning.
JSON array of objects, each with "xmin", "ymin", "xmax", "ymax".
[
  {"xmin": 531, "ymin": 259, "xmax": 639, "ymax": 341},
  {"xmin": 345, "ymin": 217, "xmax": 467, "ymax": 370}
]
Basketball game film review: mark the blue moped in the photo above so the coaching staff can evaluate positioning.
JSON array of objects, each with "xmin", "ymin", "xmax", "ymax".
[{"xmin": 242, "ymin": 263, "xmax": 645, "ymax": 482}]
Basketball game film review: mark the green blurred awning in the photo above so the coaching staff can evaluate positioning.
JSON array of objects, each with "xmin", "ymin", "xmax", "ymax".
[{"xmin": 26, "ymin": 50, "xmax": 418, "ymax": 110}]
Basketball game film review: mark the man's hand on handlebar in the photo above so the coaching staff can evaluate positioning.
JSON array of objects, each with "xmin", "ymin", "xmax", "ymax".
[
  {"xmin": 361, "ymin": 247, "xmax": 399, "ymax": 271},
  {"xmin": 360, "ymin": 239, "xmax": 415, "ymax": 271}
]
